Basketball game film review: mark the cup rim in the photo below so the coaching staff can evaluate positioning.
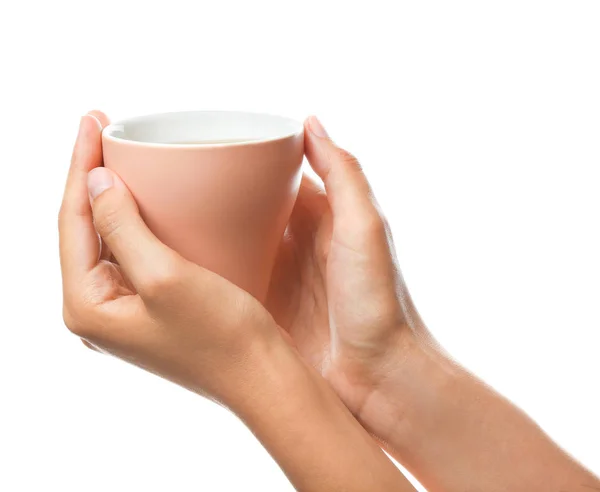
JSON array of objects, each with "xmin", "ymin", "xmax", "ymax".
[{"xmin": 102, "ymin": 110, "xmax": 304, "ymax": 149}]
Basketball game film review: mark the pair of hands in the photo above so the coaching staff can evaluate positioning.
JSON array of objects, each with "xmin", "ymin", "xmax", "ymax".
[
  {"xmin": 59, "ymin": 111, "xmax": 417, "ymax": 430},
  {"xmin": 60, "ymin": 112, "xmax": 600, "ymax": 492}
]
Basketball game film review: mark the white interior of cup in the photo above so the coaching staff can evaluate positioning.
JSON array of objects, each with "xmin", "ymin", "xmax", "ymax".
[{"xmin": 103, "ymin": 111, "xmax": 303, "ymax": 146}]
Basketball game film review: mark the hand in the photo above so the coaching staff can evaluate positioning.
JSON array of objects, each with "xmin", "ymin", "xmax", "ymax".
[
  {"xmin": 268, "ymin": 118, "xmax": 600, "ymax": 492},
  {"xmin": 266, "ymin": 116, "xmax": 427, "ymax": 427},
  {"xmin": 59, "ymin": 112, "xmax": 282, "ymax": 409}
]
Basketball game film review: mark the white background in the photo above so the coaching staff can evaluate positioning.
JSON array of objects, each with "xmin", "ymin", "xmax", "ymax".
[{"xmin": 1, "ymin": 1, "xmax": 599, "ymax": 490}]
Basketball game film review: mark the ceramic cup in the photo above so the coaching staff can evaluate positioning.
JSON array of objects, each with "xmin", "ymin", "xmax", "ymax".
[{"xmin": 102, "ymin": 111, "xmax": 304, "ymax": 302}]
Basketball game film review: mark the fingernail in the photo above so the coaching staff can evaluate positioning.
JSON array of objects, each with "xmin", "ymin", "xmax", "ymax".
[
  {"xmin": 88, "ymin": 168, "xmax": 114, "ymax": 200},
  {"xmin": 308, "ymin": 115, "xmax": 329, "ymax": 138},
  {"xmin": 86, "ymin": 112, "xmax": 103, "ymax": 130}
]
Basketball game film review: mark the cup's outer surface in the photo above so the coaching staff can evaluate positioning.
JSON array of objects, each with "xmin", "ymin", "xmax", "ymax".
[{"xmin": 102, "ymin": 132, "xmax": 304, "ymax": 302}]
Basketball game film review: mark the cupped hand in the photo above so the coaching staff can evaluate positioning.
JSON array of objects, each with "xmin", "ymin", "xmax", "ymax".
[
  {"xmin": 266, "ymin": 116, "xmax": 427, "ymax": 422},
  {"xmin": 59, "ymin": 113, "xmax": 283, "ymax": 409}
]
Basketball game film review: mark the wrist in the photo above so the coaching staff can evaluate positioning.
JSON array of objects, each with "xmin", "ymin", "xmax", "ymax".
[
  {"xmin": 356, "ymin": 332, "xmax": 460, "ymax": 450},
  {"xmin": 222, "ymin": 332, "xmax": 308, "ymax": 419},
  {"xmin": 224, "ymin": 332, "xmax": 415, "ymax": 492}
]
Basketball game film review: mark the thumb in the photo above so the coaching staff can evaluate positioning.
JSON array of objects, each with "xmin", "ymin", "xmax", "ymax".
[
  {"xmin": 304, "ymin": 116, "xmax": 381, "ymax": 223},
  {"xmin": 87, "ymin": 167, "xmax": 176, "ymax": 290}
]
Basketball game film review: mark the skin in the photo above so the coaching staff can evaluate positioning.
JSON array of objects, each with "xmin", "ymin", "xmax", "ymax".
[
  {"xmin": 60, "ymin": 111, "xmax": 600, "ymax": 491},
  {"xmin": 59, "ymin": 112, "xmax": 415, "ymax": 492},
  {"xmin": 267, "ymin": 116, "xmax": 600, "ymax": 491}
]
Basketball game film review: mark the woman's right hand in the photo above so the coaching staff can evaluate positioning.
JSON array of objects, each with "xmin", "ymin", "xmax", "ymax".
[{"xmin": 59, "ymin": 112, "xmax": 284, "ymax": 409}]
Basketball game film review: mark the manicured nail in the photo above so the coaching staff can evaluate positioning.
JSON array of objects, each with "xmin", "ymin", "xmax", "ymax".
[
  {"xmin": 308, "ymin": 115, "xmax": 329, "ymax": 138},
  {"xmin": 88, "ymin": 168, "xmax": 114, "ymax": 200}
]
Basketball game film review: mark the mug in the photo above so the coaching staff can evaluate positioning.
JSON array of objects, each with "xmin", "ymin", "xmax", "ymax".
[{"xmin": 102, "ymin": 111, "xmax": 304, "ymax": 302}]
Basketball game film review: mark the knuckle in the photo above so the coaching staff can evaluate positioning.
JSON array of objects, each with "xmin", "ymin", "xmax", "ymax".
[
  {"xmin": 58, "ymin": 200, "xmax": 74, "ymax": 229},
  {"xmin": 139, "ymin": 259, "xmax": 184, "ymax": 300},
  {"xmin": 334, "ymin": 147, "xmax": 362, "ymax": 171},
  {"xmin": 59, "ymin": 195, "xmax": 91, "ymax": 227},
  {"xmin": 93, "ymin": 204, "xmax": 122, "ymax": 240},
  {"xmin": 62, "ymin": 304, "xmax": 93, "ymax": 338},
  {"xmin": 360, "ymin": 210, "xmax": 387, "ymax": 237}
]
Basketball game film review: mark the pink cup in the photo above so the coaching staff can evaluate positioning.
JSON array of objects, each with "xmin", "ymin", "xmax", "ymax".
[{"xmin": 102, "ymin": 111, "xmax": 304, "ymax": 302}]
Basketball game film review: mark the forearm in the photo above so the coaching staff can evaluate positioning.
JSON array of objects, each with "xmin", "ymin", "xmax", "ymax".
[
  {"xmin": 231, "ymin": 339, "xmax": 415, "ymax": 492},
  {"xmin": 361, "ymin": 336, "xmax": 600, "ymax": 492}
]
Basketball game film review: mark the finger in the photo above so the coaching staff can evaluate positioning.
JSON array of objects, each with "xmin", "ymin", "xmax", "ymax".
[
  {"xmin": 81, "ymin": 339, "xmax": 102, "ymax": 353},
  {"xmin": 85, "ymin": 110, "xmax": 112, "ymax": 260},
  {"xmin": 292, "ymin": 173, "xmax": 328, "ymax": 222},
  {"xmin": 296, "ymin": 173, "xmax": 324, "ymax": 202},
  {"xmin": 99, "ymin": 241, "xmax": 113, "ymax": 262},
  {"xmin": 87, "ymin": 110, "xmax": 110, "ymax": 129},
  {"xmin": 59, "ymin": 114, "xmax": 105, "ymax": 291},
  {"xmin": 87, "ymin": 167, "xmax": 181, "ymax": 293},
  {"xmin": 303, "ymin": 116, "xmax": 381, "ymax": 221}
]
